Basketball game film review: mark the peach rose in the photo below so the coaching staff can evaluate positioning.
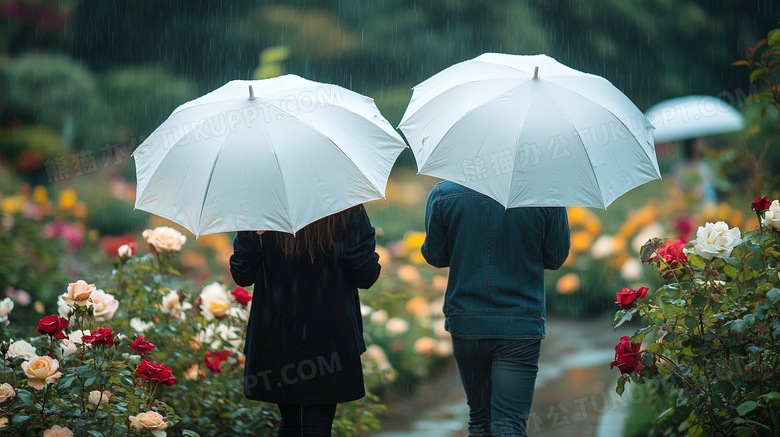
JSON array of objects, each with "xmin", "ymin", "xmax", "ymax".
[
  {"xmin": 43, "ymin": 425, "xmax": 74, "ymax": 437},
  {"xmin": 413, "ymin": 337, "xmax": 436, "ymax": 355},
  {"xmin": 0, "ymin": 383, "xmax": 15, "ymax": 404},
  {"xmin": 0, "ymin": 417, "xmax": 7, "ymax": 428},
  {"xmin": 21, "ymin": 356, "xmax": 63, "ymax": 390},
  {"xmin": 129, "ymin": 411, "xmax": 169, "ymax": 437},
  {"xmin": 143, "ymin": 227, "xmax": 187, "ymax": 253},
  {"xmin": 63, "ymin": 280, "xmax": 95, "ymax": 305}
]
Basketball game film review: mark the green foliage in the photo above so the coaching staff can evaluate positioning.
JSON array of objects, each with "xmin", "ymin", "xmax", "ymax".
[
  {"xmin": 611, "ymin": 213, "xmax": 780, "ymax": 436},
  {"xmin": 102, "ymin": 66, "xmax": 198, "ymax": 140}
]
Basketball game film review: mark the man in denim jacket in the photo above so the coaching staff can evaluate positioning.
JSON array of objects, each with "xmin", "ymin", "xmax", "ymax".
[{"xmin": 422, "ymin": 180, "xmax": 570, "ymax": 437}]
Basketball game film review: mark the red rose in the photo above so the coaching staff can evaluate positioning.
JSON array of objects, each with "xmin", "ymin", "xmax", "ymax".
[
  {"xmin": 35, "ymin": 315, "xmax": 69, "ymax": 339},
  {"xmin": 231, "ymin": 286, "xmax": 252, "ymax": 307},
  {"xmin": 656, "ymin": 239, "xmax": 687, "ymax": 280},
  {"xmin": 752, "ymin": 196, "xmax": 771, "ymax": 212},
  {"xmin": 129, "ymin": 336, "xmax": 156, "ymax": 356},
  {"xmin": 614, "ymin": 287, "xmax": 649, "ymax": 310},
  {"xmin": 134, "ymin": 359, "xmax": 176, "ymax": 386},
  {"xmin": 610, "ymin": 336, "xmax": 643, "ymax": 375},
  {"xmin": 82, "ymin": 326, "xmax": 115, "ymax": 348},
  {"xmin": 204, "ymin": 350, "xmax": 231, "ymax": 375}
]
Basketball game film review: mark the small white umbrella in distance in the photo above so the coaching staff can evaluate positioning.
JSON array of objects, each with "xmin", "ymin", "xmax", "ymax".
[
  {"xmin": 133, "ymin": 75, "xmax": 407, "ymax": 237},
  {"xmin": 399, "ymin": 53, "xmax": 661, "ymax": 209},
  {"xmin": 644, "ymin": 95, "xmax": 746, "ymax": 143}
]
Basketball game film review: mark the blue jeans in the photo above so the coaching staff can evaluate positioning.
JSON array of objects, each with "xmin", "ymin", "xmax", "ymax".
[{"xmin": 452, "ymin": 338, "xmax": 542, "ymax": 437}]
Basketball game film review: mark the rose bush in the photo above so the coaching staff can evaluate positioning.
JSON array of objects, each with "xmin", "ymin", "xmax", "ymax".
[{"xmin": 610, "ymin": 199, "xmax": 780, "ymax": 436}]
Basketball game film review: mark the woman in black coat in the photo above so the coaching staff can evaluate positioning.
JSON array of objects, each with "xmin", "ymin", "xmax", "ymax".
[{"xmin": 229, "ymin": 205, "xmax": 381, "ymax": 437}]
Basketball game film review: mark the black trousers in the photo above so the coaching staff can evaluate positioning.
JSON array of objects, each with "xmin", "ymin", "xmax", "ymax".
[{"xmin": 277, "ymin": 403, "xmax": 337, "ymax": 437}]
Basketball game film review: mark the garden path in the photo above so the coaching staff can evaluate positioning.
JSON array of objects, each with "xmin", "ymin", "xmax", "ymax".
[{"xmin": 373, "ymin": 317, "xmax": 635, "ymax": 437}]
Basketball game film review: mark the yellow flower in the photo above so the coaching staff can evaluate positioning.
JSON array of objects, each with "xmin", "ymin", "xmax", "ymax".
[
  {"xmin": 184, "ymin": 364, "xmax": 200, "ymax": 381},
  {"xmin": 406, "ymin": 297, "xmax": 428, "ymax": 315},
  {"xmin": 375, "ymin": 246, "xmax": 391, "ymax": 270},
  {"xmin": 432, "ymin": 275, "xmax": 448, "ymax": 293},
  {"xmin": 33, "ymin": 186, "xmax": 48, "ymax": 203},
  {"xmin": 1, "ymin": 195, "xmax": 25, "ymax": 214},
  {"xmin": 556, "ymin": 273, "xmax": 580, "ymax": 295},
  {"xmin": 58, "ymin": 188, "xmax": 77, "ymax": 210},
  {"xmin": 570, "ymin": 231, "xmax": 594, "ymax": 253},
  {"xmin": 403, "ymin": 231, "xmax": 426, "ymax": 251},
  {"xmin": 567, "ymin": 207, "xmax": 586, "ymax": 226}
]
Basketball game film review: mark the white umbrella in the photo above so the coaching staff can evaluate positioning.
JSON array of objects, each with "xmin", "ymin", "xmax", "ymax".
[
  {"xmin": 398, "ymin": 53, "xmax": 661, "ymax": 209},
  {"xmin": 133, "ymin": 75, "xmax": 407, "ymax": 237},
  {"xmin": 644, "ymin": 95, "xmax": 746, "ymax": 143}
]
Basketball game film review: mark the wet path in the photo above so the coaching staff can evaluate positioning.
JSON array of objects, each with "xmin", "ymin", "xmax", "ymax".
[{"xmin": 373, "ymin": 317, "xmax": 635, "ymax": 437}]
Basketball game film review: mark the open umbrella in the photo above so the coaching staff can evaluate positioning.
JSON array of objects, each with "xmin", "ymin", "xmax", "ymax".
[
  {"xmin": 644, "ymin": 95, "xmax": 746, "ymax": 143},
  {"xmin": 133, "ymin": 75, "xmax": 407, "ymax": 237},
  {"xmin": 398, "ymin": 53, "xmax": 661, "ymax": 209}
]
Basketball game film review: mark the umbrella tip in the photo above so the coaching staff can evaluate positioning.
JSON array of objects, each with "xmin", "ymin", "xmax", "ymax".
[
  {"xmin": 533, "ymin": 66, "xmax": 539, "ymax": 80},
  {"xmin": 248, "ymin": 85, "xmax": 256, "ymax": 100}
]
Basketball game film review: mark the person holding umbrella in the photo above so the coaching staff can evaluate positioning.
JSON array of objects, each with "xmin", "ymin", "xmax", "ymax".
[
  {"xmin": 132, "ymin": 75, "xmax": 407, "ymax": 436},
  {"xmin": 230, "ymin": 205, "xmax": 380, "ymax": 437},
  {"xmin": 400, "ymin": 53, "xmax": 660, "ymax": 436}
]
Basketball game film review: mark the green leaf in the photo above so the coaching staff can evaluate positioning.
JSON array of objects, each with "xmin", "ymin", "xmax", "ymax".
[
  {"xmin": 88, "ymin": 431, "xmax": 104, "ymax": 437},
  {"xmin": 688, "ymin": 424, "xmax": 704, "ymax": 437},
  {"xmin": 182, "ymin": 431, "xmax": 201, "ymax": 437},
  {"xmin": 688, "ymin": 254, "xmax": 706, "ymax": 268},
  {"xmin": 702, "ymin": 330, "xmax": 716, "ymax": 341},
  {"xmin": 613, "ymin": 309, "xmax": 636, "ymax": 330},
  {"xmin": 750, "ymin": 68, "xmax": 766, "ymax": 84},
  {"xmin": 691, "ymin": 295, "xmax": 708, "ymax": 310},
  {"xmin": 684, "ymin": 316, "xmax": 698, "ymax": 330},
  {"xmin": 616, "ymin": 375, "xmax": 627, "ymax": 396},
  {"xmin": 769, "ymin": 29, "xmax": 780, "ymax": 47},
  {"xmin": 16, "ymin": 389, "xmax": 33, "ymax": 406},
  {"xmin": 724, "ymin": 265, "xmax": 739, "ymax": 279},
  {"xmin": 730, "ymin": 320, "xmax": 749, "ymax": 335},
  {"xmin": 737, "ymin": 400, "xmax": 759, "ymax": 416},
  {"xmin": 735, "ymin": 427, "xmax": 753, "ymax": 437},
  {"xmin": 743, "ymin": 314, "xmax": 757, "ymax": 326},
  {"xmin": 761, "ymin": 391, "xmax": 780, "ymax": 402},
  {"xmin": 681, "ymin": 345, "xmax": 695, "ymax": 357},
  {"xmin": 693, "ymin": 345, "xmax": 711, "ymax": 356},
  {"xmin": 664, "ymin": 331, "xmax": 679, "ymax": 344},
  {"xmin": 767, "ymin": 288, "xmax": 780, "ymax": 303},
  {"xmin": 12, "ymin": 415, "xmax": 31, "ymax": 425}
]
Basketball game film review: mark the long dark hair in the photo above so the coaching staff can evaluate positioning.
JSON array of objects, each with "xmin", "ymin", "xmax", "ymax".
[{"xmin": 274, "ymin": 206, "xmax": 355, "ymax": 263}]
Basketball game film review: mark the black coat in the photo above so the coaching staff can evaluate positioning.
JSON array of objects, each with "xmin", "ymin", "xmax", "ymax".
[{"xmin": 229, "ymin": 206, "xmax": 380, "ymax": 404}]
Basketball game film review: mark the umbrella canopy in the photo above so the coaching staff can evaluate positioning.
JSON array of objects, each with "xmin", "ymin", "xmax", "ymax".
[
  {"xmin": 398, "ymin": 53, "xmax": 661, "ymax": 209},
  {"xmin": 644, "ymin": 95, "xmax": 746, "ymax": 143},
  {"xmin": 133, "ymin": 75, "xmax": 407, "ymax": 237}
]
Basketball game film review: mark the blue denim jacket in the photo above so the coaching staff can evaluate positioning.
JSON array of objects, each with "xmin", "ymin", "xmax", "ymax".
[{"xmin": 421, "ymin": 181, "xmax": 570, "ymax": 339}]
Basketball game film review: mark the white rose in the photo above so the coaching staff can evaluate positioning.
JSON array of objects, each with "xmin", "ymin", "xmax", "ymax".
[
  {"xmin": 161, "ymin": 290, "xmax": 186, "ymax": 320},
  {"xmin": 142, "ymin": 226, "xmax": 186, "ymax": 253},
  {"xmin": 88, "ymin": 390, "xmax": 111, "ymax": 407},
  {"xmin": 195, "ymin": 324, "xmax": 242, "ymax": 351},
  {"xmin": 199, "ymin": 282, "xmax": 231, "ymax": 321},
  {"xmin": 385, "ymin": 317, "xmax": 409, "ymax": 336},
  {"xmin": 43, "ymin": 425, "xmax": 74, "ymax": 437},
  {"xmin": 7, "ymin": 340, "xmax": 37, "ymax": 361},
  {"xmin": 434, "ymin": 340, "xmax": 453, "ymax": 357},
  {"xmin": 0, "ymin": 297, "xmax": 13, "ymax": 322},
  {"xmin": 0, "ymin": 382, "xmax": 15, "ymax": 404},
  {"xmin": 691, "ymin": 221, "xmax": 742, "ymax": 260},
  {"xmin": 762, "ymin": 200, "xmax": 780, "ymax": 230},
  {"xmin": 130, "ymin": 318, "xmax": 154, "ymax": 333},
  {"xmin": 591, "ymin": 235, "xmax": 616, "ymax": 259},
  {"xmin": 620, "ymin": 258, "xmax": 644, "ymax": 281},
  {"xmin": 57, "ymin": 294, "xmax": 73, "ymax": 319},
  {"xmin": 117, "ymin": 244, "xmax": 134, "ymax": 259},
  {"xmin": 88, "ymin": 289, "xmax": 119, "ymax": 321},
  {"xmin": 360, "ymin": 304, "xmax": 374, "ymax": 316},
  {"xmin": 370, "ymin": 309, "xmax": 388, "ymax": 325},
  {"xmin": 60, "ymin": 330, "xmax": 89, "ymax": 358}
]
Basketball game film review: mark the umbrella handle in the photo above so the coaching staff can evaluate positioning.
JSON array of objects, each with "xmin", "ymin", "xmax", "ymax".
[
  {"xmin": 533, "ymin": 66, "xmax": 539, "ymax": 80},
  {"xmin": 249, "ymin": 85, "xmax": 256, "ymax": 100}
]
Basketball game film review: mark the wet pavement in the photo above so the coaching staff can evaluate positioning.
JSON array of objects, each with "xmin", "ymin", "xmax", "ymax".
[{"xmin": 373, "ymin": 317, "xmax": 635, "ymax": 437}]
